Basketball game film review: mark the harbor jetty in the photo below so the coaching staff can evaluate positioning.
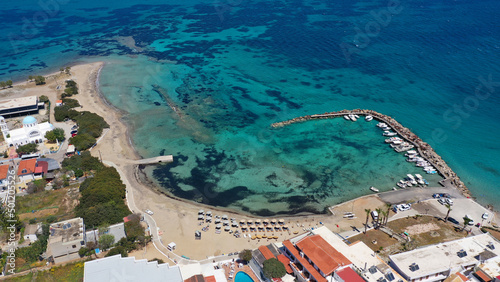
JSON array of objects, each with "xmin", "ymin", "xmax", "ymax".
[{"xmin": 271, "ymin": 109, "xmax": 470, "ymax": 197}]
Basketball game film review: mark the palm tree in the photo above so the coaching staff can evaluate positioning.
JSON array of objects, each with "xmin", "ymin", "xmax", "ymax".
[
  {"xmin": 444, "ymin": 204, "xmax": 452, "ymax": 222},
  {"xmin": 381, "ymin": 210, "xmax": 388, "ymax": 226},
  {"xmin": 375, "ymin": 208, "xmax": 383, "ymax": 228},
  {"xmin": 364, "ymin": 208, "xmax": 371, "ymax": 234}
]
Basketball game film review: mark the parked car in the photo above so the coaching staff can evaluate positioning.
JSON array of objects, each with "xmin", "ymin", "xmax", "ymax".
[
  {"xmin": 71, "ymin": 125, "xmax": 78, "ymax": 130},
  {"xmin": 432, "ymin": 193, "xmax": 440, "ymax": 199},
  {"xmin": 482, "ymin": 213, "xmax": 489, "ymax": 220},
  {"xmin": 438, "ymin": 198, "xmax": 446, "ymax": 205},
  {"xmin": 398, "ymin": 204, "xmax": 411, "ymax": 211},
  {"xmin": 447, "ymin": 217, "xmax": 459, "ymax": 225},
  {"xmin": 145, "ymin": 209, "xmax": 154, "ymax": 215},
  {"xmin": 445, "ymin": 198, "xmax": 454, "ymax": 206},
  {"xmin": 70, "ymin": 130, "xmax": 78, "ymax": 135}
]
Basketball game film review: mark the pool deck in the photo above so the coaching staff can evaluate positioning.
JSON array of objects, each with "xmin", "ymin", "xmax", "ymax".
[{"xmin": 222, "ymin": 264, "xmax": 260, "ymax": 282}]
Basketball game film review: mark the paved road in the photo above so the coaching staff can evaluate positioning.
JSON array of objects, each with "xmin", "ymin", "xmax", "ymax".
[{"xmin": 378, "ymin": 186, "xmax": 465, "ymax": 205}]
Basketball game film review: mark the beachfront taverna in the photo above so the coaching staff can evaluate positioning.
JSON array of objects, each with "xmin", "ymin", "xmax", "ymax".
[{"xmin": 0, "ymin": 115, "xmax": 54, "ymax": 147}]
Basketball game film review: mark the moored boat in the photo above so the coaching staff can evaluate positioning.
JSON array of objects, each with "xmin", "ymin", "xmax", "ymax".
[
  {"xmin": 365, "ymin": 115, "xmax": 373, "ymax": 121},
  {"xmin": 370, "ymin": 186, "xmax": 379, "ymax": 192}
]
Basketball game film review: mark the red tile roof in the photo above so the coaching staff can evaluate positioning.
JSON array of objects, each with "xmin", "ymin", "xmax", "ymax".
[
  {"xmin": 184, "ymin": 275, "xmax": 204, "ymax": 282},
  {"xmin": 475, "ymin": 270, "xmax": 491, "ymax": 282},
  {"xmin": 282, "ymin": 240, "xmax": 326, "ymax": 282},
  {"xmin": 205, "ymin": 276, "xmax": 216, "ymax": 282},
  {"xmin": 259, "ymin": 245, "xmax": 276, "ymax": 260},
  {"xmin": 17, "ymin": 159, "xmax": 37, "ymax": 176},
  {"xmin": 0, "ymin": 165, "xmax": 9, "ymax": 180},
  {"xmin": 35, "ymin": 161, "xmax": 48, "ymax": 174},
  {"xmin": 456, "ymin": 272, "xmax": 468, "ymax": 281},
  {"xmin": 277, "ymin": 254, "xmax": 293, "ymax": 274},
  {"xmin": 295, "ymin": 235, "xmax": 352, "ymax": 276},
  {"xmin": 335, "ymin": 267, "xmax": 365, "ymax": 282}
]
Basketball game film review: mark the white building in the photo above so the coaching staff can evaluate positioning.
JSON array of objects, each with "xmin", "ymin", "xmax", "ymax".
[
  {"xmin": 0, "ymin": 115, "xmax": 54, "ymax": 147},
  {"xmin": 84, "ymin": 255, "xmax": 183, "ymax": 282},
  {"xmin": 389, "ymin": 233, "xmax": 500, "ymax": 282}
]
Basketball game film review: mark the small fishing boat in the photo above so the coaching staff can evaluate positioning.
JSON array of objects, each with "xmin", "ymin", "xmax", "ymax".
[{"xmin": 370, "ymin": 186, "xmax": 379, "ymax": 192}]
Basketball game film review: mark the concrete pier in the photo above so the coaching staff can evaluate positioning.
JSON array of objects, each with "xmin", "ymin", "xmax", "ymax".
[
  {"xmin": 129, "ymin": 155, "xmax": 173, "ymax": 165},
  {"xmin": 271, "ymin": 109, "xmax": 470, "ymax": 198}
]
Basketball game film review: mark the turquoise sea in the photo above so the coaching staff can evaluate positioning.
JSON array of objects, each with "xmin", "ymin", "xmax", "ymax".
[{"xmin": 1, "ymin": 0, "xmax": 499, "ymax": 215}]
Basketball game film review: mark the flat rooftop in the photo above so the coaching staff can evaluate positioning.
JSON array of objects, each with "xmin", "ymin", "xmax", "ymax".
[
  {"xmin": 49, "ymin": 217, "xmax": 85, "ymax": 244},
  {"xmin": 389, "ymin": 233, "xmax": 500, "ymax": 279},
  {"xmin": 0, "ymin": 96, "xmax": 37, "ymax": 110}
]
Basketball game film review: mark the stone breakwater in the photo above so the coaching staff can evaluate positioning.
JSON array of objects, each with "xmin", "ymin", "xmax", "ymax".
[{"xmin": 271, "ymin": 109, "xmax": 471, "ymax": 198}]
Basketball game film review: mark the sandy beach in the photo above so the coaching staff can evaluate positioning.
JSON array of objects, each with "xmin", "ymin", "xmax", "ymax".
[{"xmin": 2, "ymin": 62, "xmax": 497, "ymax": 262}]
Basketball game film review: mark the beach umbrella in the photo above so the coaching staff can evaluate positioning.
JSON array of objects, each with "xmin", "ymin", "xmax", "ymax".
[
  {"xmin": 278, "ymin": 219, "xmax": 285, "ymax": 224},
  {"xmin": 241, "ymin": 226, "xmax": 247, "ymax": 230},
  {"xmin": 266, "ymin": 226, "xmax": 272, "ymax": 231},
  {"xmin": 271, "ymin": 219, "xmax": 277, "ymax": 224},
  {"xmin": 198, "ymin": 209, "xmax": 204, "ymax": 214},
  {"xmin": 222, "ymin": 214, "xmax": 228, "ymax": 219},
  {"xmin": 283, "ymin": 225, "xmax": 289, "ymax": 229},
  {"xmin": 206, "ymin": 211, "xmax": 212, "ymax": 216},
  {"xmin": 215, "ymin": 219, "xmax": 221, "ymax": 224},
  {"xmin": 258, "ymin": 226, "xmax": 264, "ymax": 230},
  {"xmin": 224, "ymin": 226, "xmax": 230, "ymax": 231},
  {"xmin": 247, "ymin": 220, "xmax": 253, "ymax": 224},
  {"xmin": 239, "ymin": 220, "xmax": 245, "ymax": 225},
  {"xmin": 198, "ymin": 215, "xmax": 204, "ymax": 220},
  {"xmin": 263, "ymin": 219, "xmax": 269, "ymax": 224},
  {"xmin": 255, "ymin": 219, "xmax": 261, "ymax": 224},
  {"xmin": 223, "ymin": 220, "xmax": 230, "ymax": 226},
  {"xmin": 262, "ymin": 235, "xmax": 267, "ymax": 238},
  {"xmin": 232, "ymin": 221, "xmax": 238, "ymax": 227},
  {"xmin": 216, "ymin": 224, "xmax": 221, "ymax": 229}
]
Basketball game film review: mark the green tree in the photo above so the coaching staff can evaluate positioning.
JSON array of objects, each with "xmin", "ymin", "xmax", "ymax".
[
  {"xmin": 105, "ymin": 246, "xmax": 128, "ymax": 257},
  {"xmin": 99, "ymin": 234, "xmax": 115, "ymax": 250},
  {"xmin": 78, "ymin": 247, "xmax": 90, "ymax": 257},
  {"xmin": 0, "ymin": 81, "xmax": 6, "ymax": 89},
  {"xmin": 28, "ymin": 75, "xmax": 33, "ymax": 81},
  {"xmin": 62, "ymin": 98, "xmax": 80, "ymax": 108},
  {"xmin": 62, "ymin": 151, "xmax": 104, "ymax": 173},
  {"xmin": 463, "ymin": 216, "xmax": 472, "ymax": 231},
  {"xmin": 239, "ymin": 249, "xmax": 252, "ymax": 262},
  {"xmin": 39, "ymin": 95, "xmax": 49, "ymax": 103},
  {"xmin": 34, "ymin": 76, "xmax": 46, "ymax": 85},
  {"xmin": 6, "ymin": 80, "xmax": 12, "ymax": 87},
  {"xmin": 45, "ymin": 128, "xmax": 65, "ymax": 143},
  {"xmin": 16, "ymin": 143, "xmax": 38, "ymax": 155},
  {"xmin": 364, "ymin": 208, "xmax": 371, "ymax": 234},
  {"xmin": 69, "ymin": 133, "xmax": 96, "ymax": 151},
  {"xmin": 149, "ymin": 258, "xmax": 164, "ymax": 264},
  {"xmin": 375, "ymin": 208, "xmax": 383, "ymax": 228},
  {"xmin": 263, "ymin": 258, "xmax": 286, "ymax": 279},
  {"xmin": 74, "ymin": 169, "xmax": 84, "ymax": 178},
  {"xmin": 65, "ymin": 66, "xmax": 71, "ymax": 74}
]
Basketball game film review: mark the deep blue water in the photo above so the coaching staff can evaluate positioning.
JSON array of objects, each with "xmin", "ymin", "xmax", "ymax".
[{"xmin": 1, "ymin": 0, "xmax": 499, "ymax": 215}]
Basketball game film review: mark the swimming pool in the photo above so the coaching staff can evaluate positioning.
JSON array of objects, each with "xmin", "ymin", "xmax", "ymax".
[{"xmin": 235, "ymin": 272, "xmax": 254, "ymax": 282}]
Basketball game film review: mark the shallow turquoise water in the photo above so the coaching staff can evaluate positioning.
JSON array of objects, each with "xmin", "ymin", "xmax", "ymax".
[{"xmin": 1, "ymin": 0, "xmax": 499, "ymax": 214}]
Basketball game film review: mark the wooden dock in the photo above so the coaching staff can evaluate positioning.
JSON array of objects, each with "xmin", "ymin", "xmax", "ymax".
[{"xmin": 129, "ymin": 155, "xmax": 173, "ymax": 165}]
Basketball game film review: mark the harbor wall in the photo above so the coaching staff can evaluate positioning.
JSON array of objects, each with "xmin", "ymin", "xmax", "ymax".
[{"xmin": 271, "ymin": 109, "xmax": 470, "ymax": 198}]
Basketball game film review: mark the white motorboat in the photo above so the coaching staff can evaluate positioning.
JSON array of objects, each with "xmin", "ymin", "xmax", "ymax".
[
  {"xmin": 415, "ymin": 174, "xmax": 423, "ymax": 180},
  {"xmin": 406, "ymin": 174, "xmax": 415, "ymax": 180},
  {"xmin": 407, "ymin": 150, "xmax": 417, "ymax": 154},
  {"xmin": 349, "ymin": 114, "xmax": 357, "ymax": 121},
  {"xmin": 354, "ymin": 114, "xmax": 359, "ymax": 119},
  {"xmin": 397, "ymin": 182, "xmax": 406, "ymax": 188},
  {"xmin": 344, "ymin": 115, "xmax": 350, "ymax": 120},
  {"xmin": 370, "ymin": 186, "xmax": 379, "ymax": 192},
  {"xmin": 392, "ymin": 187, "xmax": 397, "ymax": 190},
  {"xmin": 377, "ymin": 122, "xmax": 387, "ymax": 128},
  {"xmin": 417, "ymin": 179, "xmax": 425, "ymax": 185},
  {"xmin": 383, "ymin": 131, "xmax": 398, "ymax": 137},
  {"xmin": 365, "ymin": 115, "xmax": 373, "ymax": 121}
]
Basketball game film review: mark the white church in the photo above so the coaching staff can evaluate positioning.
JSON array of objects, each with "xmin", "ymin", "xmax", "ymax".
[{"xmin": 0, "ymin": 116, "xmax": 54, "ymax": 147}]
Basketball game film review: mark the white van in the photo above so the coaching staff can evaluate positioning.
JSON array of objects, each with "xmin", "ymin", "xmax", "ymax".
[{"xmin": 371, "ymin": 210, "xmax": 379, "ymax": 221}]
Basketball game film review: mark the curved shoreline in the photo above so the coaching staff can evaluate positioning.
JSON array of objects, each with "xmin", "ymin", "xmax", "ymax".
[{"xmin": 271, "ymin": 109, "xmax": 471, "ymax": 198}]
